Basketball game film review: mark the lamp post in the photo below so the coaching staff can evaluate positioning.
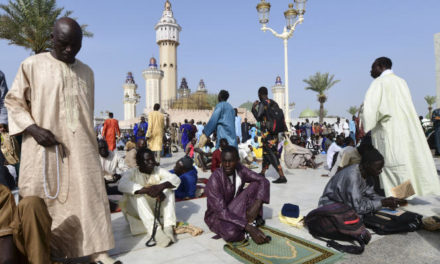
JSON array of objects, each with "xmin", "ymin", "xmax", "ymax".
[{"xmin": 256, "ymin": 0, "xmax": 306, "ymax": 128}]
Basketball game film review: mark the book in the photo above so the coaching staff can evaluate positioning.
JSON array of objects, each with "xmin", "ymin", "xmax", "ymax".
[{"xmin": 390, "ymin": 180, "xmax": 415, "ymax": 199}]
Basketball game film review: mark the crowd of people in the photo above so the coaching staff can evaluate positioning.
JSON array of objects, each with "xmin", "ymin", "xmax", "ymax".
[{"xmin": 0, "ymin": 17, "xmax": 439, "ymax": 264}]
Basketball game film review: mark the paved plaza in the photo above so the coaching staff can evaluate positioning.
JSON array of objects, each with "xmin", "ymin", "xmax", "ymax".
[{"xmin": 109, "ymin": 151, "xmax": 440, "ymax": 264}]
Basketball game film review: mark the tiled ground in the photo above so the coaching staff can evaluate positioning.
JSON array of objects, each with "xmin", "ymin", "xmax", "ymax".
[{"xmin": 108, "ymin": 151, "xmax": 440, "ymax": 264}]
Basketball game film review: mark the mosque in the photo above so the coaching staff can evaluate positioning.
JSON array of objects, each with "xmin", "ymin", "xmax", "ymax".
[{"xmin": 118, "ymin": 0, "xmax": 256, "ymax": 129}]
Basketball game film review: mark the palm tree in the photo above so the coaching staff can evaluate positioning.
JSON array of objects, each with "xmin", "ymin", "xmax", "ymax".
[
  {"xmin": 424, "ymin": 95, "xmax": 436, "ymax": 119},
  {"xmin": 303, "ymin": 72, "xmax": 340, "ymax": 123},
  {"xmin": 0, "ymin": 0, "xmax": 92, "ymax": 54},
  {"xmin": 347, "ymin": 106, "xmax": 360, "ymax": 117},
  {"xmin": 206, "ymin": 93, "xmax": 219, "ymax": 108}
]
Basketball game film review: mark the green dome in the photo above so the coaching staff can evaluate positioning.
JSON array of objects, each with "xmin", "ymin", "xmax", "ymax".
[{"xmin": 299, "ymin": 108, "xmax": 318, "ymax": 118}]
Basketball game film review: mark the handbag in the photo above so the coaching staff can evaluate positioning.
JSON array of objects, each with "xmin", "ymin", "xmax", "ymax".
[{"xmin": 363, "ymin": 209, "xmax": 423, "ymax": 235}]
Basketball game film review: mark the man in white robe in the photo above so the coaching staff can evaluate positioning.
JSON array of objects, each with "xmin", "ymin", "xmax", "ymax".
[
  {"xmin": 98, "ymin": 140, "xmax": 128, "ymax": 182},
  {"xmin": 4, "ymin": 18, "xmax": 118, "ymax": 263},
  {"xmin": 118, "ymin": 148, "xmax": 181, "ymax": 247},
  {"xmin": 362, "ymin": 57, "xmax": 440, "ymax": 196}
]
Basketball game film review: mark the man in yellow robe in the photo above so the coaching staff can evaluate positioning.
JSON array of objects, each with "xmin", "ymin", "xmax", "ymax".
[
  {"xmin": 146, "ymin": 103, "xmax": 165, "ymax": 164},
  {"xmin": 5, "ymin": 18, "xmax": 119, "ymax": 263},
  {"xmin": 362, "ymin": 57, "xmax": 440, "ymax": 196}
]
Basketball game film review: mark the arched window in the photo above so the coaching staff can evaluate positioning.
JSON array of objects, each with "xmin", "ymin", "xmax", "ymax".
[
  {"xmin": 163, "ymin": 63, "xmax": 167, "ymax": 67},
  {"xmin": 170, "ymin": 64, "xmax": 173, "ymax": 68}
]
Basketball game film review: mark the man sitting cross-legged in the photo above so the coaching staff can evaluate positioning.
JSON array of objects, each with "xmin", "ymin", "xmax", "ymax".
[
  {"xmin": 118, "ymin": 148, "xmax": 181, "ymax": 247},
  {"xmin": 205, "ymin": 146, "xmax": 271, "ymax": 244},
  {"xmin": 319, "ymin": 146, "xmax": 407, "ymax": 216},
  {"xmin": 170, "ymin": 156, "xmax": 198, "ymax": 200}
]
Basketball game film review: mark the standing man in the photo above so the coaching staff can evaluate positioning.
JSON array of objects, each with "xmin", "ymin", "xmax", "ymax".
[
  {"xmin": 133, "ymin": 116, "xmax": 148, "ymax": 142},
  {"xmin": 200, "ymin": 90, "xmax": 237, "ymax": 148},
  {"xmin": 431, "ymin": 108, "xmax": 440, "ymax": 156},
  {"xmin": 304, "ymin": 119, "xmax": 312, "ymax": 139},
  {"xmin": 362, "ymin": 57, "xmax": 440, "ymax": 196},
  {"xmin": 252, "ymin": 87, "xmax": 287, "ymax": 184},
  {"xmin": 146, "ymin": 104, "xmax": 165, "ymax": 164},
  {"xmin": 349, "ymin": 115, "xmax": 357, "ymax": 144},
  {"xmin": 102, "ymin": 112, "xmax": 120, "ymax": 151},
  {"xmin": 180, "ymin": 119, "xmax": 192, "ymax": 150},
  {"xmin": 241, "ymin": 118, "xmax": 251, "ymax": 143},
  {"xmin": 235, "ymin": 108, "xmax": 242, "ymax": 143},
  {"xmin": 5, "ymin": 18, "xmax": 119, "ymax": 263},
  {"xmin": 333, "ymin": 117, "xmax": 343, "ymax": 136}
]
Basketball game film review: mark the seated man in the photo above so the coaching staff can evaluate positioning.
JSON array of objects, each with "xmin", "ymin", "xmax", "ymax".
[
  {"xmin": 238, "ymin": 138, "xmax": 258, "ymax": 168},
  {"xmin": 118, "ymin": 148, "xmax": 181, "ymax": 247},
  {"xmin": 98, "ymin": 139, "xmax": 128, "ymax": 184},
  {"xmin": 284, "ymin": 136, "xmax": 321, "ymax": 169},
  {"xmin": 0, "ymin": 183, "xmax": 52, "ymax": 264},
  {"xmin": 329, "ymin": 137, "xmax": 360, "ymax": 177},
  {"xmin": 204, "ymin": 146, "xmax": 271, "ymax": 244},
  {"xmin": 194, "ymin": 140, "xmax": 215, "ymax": 172},
  {"xmin": 125, "ymin": 135, "xmax": 137, "ymax": 152},
  {"xmin": 125, "ymin": 138, "xmax": 146, "ymax": 169},
  {"xmin": 171, "ymin": 156, "xmax": 198, "ymax": 199},
  {"xmin": 319, "ymin": 147, "xmax": 406, "ymax": 216},
  {"xmin": 211, "ymin": 138, "xmax": 228, "ymax": 172},
  {"xmin": 326, "ymin": 135, "xmax": 343, "ymax": 170}
]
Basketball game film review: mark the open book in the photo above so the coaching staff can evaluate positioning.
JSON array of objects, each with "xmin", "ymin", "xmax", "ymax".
[{"xmin": 390, "ymin": 180, "xmax": 415, "ymax": 199}]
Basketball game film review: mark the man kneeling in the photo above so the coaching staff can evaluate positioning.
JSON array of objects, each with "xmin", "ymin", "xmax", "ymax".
[
  {"xmin": 319, "ymin": 147, "xmax": 406, "ymax": 216},
  {"xmin": 205, "ymin": 146, "xmax": 271, "ymax": 244},
  {"xmin": 118, "ymin": 148, "xmax": 181, "ymax": 247}
]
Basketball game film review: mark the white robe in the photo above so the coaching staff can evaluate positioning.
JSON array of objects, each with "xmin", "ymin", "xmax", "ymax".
[
  {"xmin": 118, "ymin": 167, "xmax": 181, "ymax": 235},
  {"xmin": 327, "ymin": 142, "xmax": 342, "ymax": 169},
  {"xmin": 362, "ymin": 70, "xmax": 440, "ymax": 196},
  {"xmin": 100, "ymin": 151, "xmax": 128, "ymax": 180}
]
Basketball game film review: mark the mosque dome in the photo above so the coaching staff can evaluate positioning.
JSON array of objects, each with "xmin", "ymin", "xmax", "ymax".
[
  {"xmin": 149, "ymin": 57, "xmax": 157, "ymax": 68},
  {"xmin": 275, "ymin": 76, "xmax": 282, "ymax": 85},
  {"xmin": 299, "ymin": 108, "xmax": 318, "ymax": 118}
]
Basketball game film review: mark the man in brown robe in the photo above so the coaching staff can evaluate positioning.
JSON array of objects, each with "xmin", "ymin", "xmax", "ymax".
[{"xmin": 5, "ymin": 17, "xmax": 120, "ymax": 263}]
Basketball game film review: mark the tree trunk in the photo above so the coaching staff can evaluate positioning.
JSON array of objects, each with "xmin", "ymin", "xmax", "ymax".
[
  {"xmin": 429, "ymin": 106, "xmax": 433, "ymax": 119},
  {"xmin": 319, "ymin": 102, "xmax": 324, "ymax": 124}
]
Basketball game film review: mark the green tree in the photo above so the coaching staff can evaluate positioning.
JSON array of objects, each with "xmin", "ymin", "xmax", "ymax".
[
  {"xmin": 0, "ymin": 0, "xmax": 92, "ymax": 54},
  {"xmin": 303, "ymin": 72, "xmax": 340, "ymax": 123},
  {"xmin": 206, "ymin": 93, "xmax": 218, "ymax": 108},
  {"xmin": 315, "ymin": 108, "xmax": 328, "ymax": 118},
  {"xmin": 424, "ymin": 95, "xmax": 436, "ymax": 119},
  {"xmin": 347, "ymin": 106, "xmax": 360, "ymax": 116},
  {"xmin": 239, "ymin": 101, "xmax": 253, "ymax": 111}
]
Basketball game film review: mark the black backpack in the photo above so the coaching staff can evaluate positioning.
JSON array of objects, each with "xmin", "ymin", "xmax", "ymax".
[
  {"xmin": 265, "ymin": 100, "xmax": 286, "ymax": 134},
  {"xmin": 305, "ymin": 203, "xmax": 371, "ymax": 254},
  {"xmin": 363, "ymin": 210, "xmax": 423, "ymax": 235}
]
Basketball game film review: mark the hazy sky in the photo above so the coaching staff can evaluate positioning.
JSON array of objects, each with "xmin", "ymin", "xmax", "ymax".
[{"xmin": 1, "ymin": 0, "xmax": 439, "ymax": 120}]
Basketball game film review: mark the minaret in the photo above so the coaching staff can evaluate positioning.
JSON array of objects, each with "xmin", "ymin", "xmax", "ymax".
[
  {"xmin": 142, "ymin": 57, "xmax": 164, "ymax": 114},
  {"xmin": 197, "ymin": 79, "xmax": 207, "ymax": 93},
  {"xmin": 178, "ymin": 77, "xmax": 190, "ymax": 98},
  {"xmin": 272, "ymin": 76, "xmax": 286, "ymax": 113},
  {"xmin": 155, "ymin": 0, "xmax": 181, "ymax": 109},
  {"xmin": 123, "ymin": 72, "xmax": 140, "ymax": 120}
]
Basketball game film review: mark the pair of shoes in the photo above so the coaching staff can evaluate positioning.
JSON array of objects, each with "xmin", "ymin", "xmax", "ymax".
[
  {"xmin": 423, "ymin": 216, "xmax": 440, "ymax": 231},
  {"xmin": 272, "ymin": 177, "xmax": 287, "ymax": 184}
]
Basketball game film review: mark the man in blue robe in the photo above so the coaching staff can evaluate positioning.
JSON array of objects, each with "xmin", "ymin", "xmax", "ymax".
[
  {"xmin": 202, "ymin": 90, "xmax": 237, "ymax": 148},
  {"xmin": 171, "ymin": 156, "xmax": 198, "ymax": 199},
  {"xmin": 180, "ymin": 119, "xmax": 192, "ymax": 150},
  {"xmin": 133, "ymin": 116, "xmax": 148, "ymax": 142}
]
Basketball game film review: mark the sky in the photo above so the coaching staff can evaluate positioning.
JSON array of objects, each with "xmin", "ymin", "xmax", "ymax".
[{"xmin": 1, "ymin": 0, "xmax": 440, "ymax": 120}]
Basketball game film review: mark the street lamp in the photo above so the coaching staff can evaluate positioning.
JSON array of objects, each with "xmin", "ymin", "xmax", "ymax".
[{"xmin": 256, "ymin": 0, "xmax": 306, "ymax": 128}]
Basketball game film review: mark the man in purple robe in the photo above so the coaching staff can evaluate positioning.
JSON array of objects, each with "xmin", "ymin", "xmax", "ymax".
[{"xmin": 204, "ymin": 146, "xmax": 271, "ymax": 244}]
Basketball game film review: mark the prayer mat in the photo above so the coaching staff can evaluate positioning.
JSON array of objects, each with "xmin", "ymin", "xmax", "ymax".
[{"xmin": 224, "ymin": 226, "xmax": 344, "ymax": 264}]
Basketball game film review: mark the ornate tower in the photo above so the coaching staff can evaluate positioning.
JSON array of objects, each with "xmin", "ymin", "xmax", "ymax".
[
  {"xmin": 142, "ymin": 57, "xmax": 164, "ymax": 114},
  {"xmin": 123, "ymin": 72, "xmax": 140, "ymax": 120},
  {"xmin": 177, "ymin": 77, "xmax": 191, "ymax": 98},
  {"xmin": 272, "ymin": 76, "xmax": 286, "ymax": 113},
  {"xmin": 155, "ymin": 0, "xmax": 181, "ymax": 109}
]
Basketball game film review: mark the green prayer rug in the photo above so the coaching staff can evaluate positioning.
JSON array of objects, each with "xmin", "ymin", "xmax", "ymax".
[{"xmin": 223, "ymin": 226, "xmax": 344, "ymax": 264}]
